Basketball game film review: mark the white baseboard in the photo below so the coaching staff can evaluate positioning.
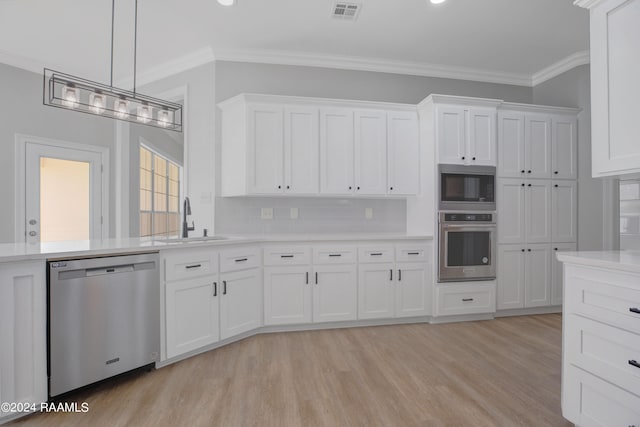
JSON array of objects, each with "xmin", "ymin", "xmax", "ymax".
[{"xmin": 495, "ymin": 306, "xmax": 562, "ymax": 318}]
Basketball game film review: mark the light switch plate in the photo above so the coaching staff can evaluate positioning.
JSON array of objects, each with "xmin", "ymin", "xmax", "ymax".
[
  {"xmin": 365, "ymin": 207, "xmax": 373, "ymax": 219},
  {"xmin": 261, "ymin": 208, "xmax": 274, "ymax": 220},
  {"xmin": 290, "ymin": 208, "xmax": 299, "ymax": 219}
]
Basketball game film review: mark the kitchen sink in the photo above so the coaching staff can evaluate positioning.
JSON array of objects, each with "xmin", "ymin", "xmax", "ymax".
[{"xmin": 157, "ymin": 236, "xmax": 229, "ymax": 243}]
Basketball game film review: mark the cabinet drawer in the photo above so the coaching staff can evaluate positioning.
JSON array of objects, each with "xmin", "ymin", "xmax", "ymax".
[
  {"xmin": 358, "ymin": 246, "xmax": 394, "ymax": 263},
  {"xmin": 565, "ymin": 265, "xmax": 640, "ymax": 334},
  {"xmin": 313, "ymin": 246, "xmax": 357, "ymax": 264},
  {"xmin": 395, "ymin": 244, "xmax": 431, "ymax": 263},
  {"xmin": 435, "ymin": 282, "xmax": 496, "ymax": 317},
  {"xmin": 164, "ymin": 250, "xmax": 218, "ymax": 282},
  {"xmin": 566, "ymin": 314, "xmax": 640, "ymax": 395},
  {"xmin": 220, "ymin": 246, "xmax": 261, "ymax": 272},
  {"xmin": 564, "ymin": 365, "xmax": 640, "ymax": 427},
  {"xmin": 263, "ymin": 246, "xmax": 311, "ymax": 266}
]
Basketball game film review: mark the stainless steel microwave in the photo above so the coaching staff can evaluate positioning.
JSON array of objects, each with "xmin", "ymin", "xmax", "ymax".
[{"xmin": 439, "ymin": 164, "xmax": 496, "ymax": 211}]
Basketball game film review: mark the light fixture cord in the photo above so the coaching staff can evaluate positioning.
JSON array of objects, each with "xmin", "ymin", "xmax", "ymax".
[
  {"xmin": 133, "ymin": 0, "xmax": 138, "ymax": 95},
  {"xmin": 110, "ymin": 0, "xmax": 115, "ymax": 87}
]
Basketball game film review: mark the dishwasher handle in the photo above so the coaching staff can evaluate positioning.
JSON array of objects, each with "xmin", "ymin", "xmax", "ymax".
[
  {"xmin": 55, "ymin": 260, "xmax": 156, "ymax": 280},
  {"xmin": 85, "ymin": 264, "xmax": 135, "ymax": 277}
]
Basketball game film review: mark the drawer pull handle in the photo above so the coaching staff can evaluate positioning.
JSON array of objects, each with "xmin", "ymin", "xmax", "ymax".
[
  {"xmin": 223, "ymin": 281, "xmax": 227, "ymax": 295},
  {"xmin": 390, "ymin": 269, "xmax": 393, "ymax": 281},
  {"xmin": 408, "ymin": 252, "xmax": 420, "ymax": 255},
  {"xmin": 235, "ymin": 258, "xmax": 248, "ymax": 263},
  {"xmin": 371, "ymin": 253, "xmax": 383, "ymax": 256},
  {"xmin": 630, "ymin": 308, "xmax": 640, "ymax": 314},
  {"xmin": 398, "ymin": 269, "xmax": 402, "ymax": 281},
  {"xmin": 315, "ymin": 272, "xmax": 318, "ymax": 285},
  {"xmin": 185, "ymin": 264, "xmax": 201, "ymax": 269},
  {"xmin": 629, "ymin": 360, "xmax": 640, "ymax": 369},
  {"xmin": 329, "ymin": 254, "xmax": 342, "ymax": 257},
  {"xmin": 306, "ymin": 272, "xmax": 309, "ymax": 285},
  {"xmin": 462, "ymin": 298, "xmax": 474, "ymax": 302},
  {"xmin": 280, "ymin": 255, "xmax": 294, "ymax": 258},
  {"xmin": 213, "ymin": 282, "xmax": 217, "ymax": 297}
]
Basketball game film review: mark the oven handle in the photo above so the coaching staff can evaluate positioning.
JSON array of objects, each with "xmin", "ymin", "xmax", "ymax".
[{"xmin": 441, "ymin": 224, "xmax": 496, "ymax": 230}]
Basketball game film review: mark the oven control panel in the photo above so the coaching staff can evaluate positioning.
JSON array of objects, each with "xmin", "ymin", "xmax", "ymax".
[{"xmin": 442, "ymin": 213, "xmax": 494, "ymax": 222}]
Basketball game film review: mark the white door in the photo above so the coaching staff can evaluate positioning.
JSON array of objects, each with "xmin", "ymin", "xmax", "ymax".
[
  {"xmin": 437, "ymin": 106, "xmax": 466, "ymax": 165},
  {"xmin": 387, "ymin": 111, "xmax": 419, "ymax": 195},
  {"xmin": 498, "ymin": 112, "xmax": 526, "ymax": 178},
  {"xmin": 24, "ymin": 141, "xmax": 104, "ymax": 244},
  {"xmin": 220, "ymin": 269, "xmax": 262, "ymax": 340},
  {"xmin": 264, "ymin": 266, "xmax": 312, "ymax": 325},
  {"xmin": 354, "ymin": 110, "xmax": 387, "ymax": 195},
  {"xmin": 313, "ymin": 265, "xmax": 357, "ymax": 323},
  {"xmin": 469, "ymin": 108, "xmax": 496, "ymax": 166},
  {"xmin": 497, "ymin": 179, "xmax": 526, "ymax": 244},
  {"xmin": 165, "ymin": 276, "xmax": 219, "ymax": 359},
  {"xmin": 248, "ymin": 105, "xmax": 284, "ymax": 194},
  {"xmin": 320, "ymin": 109, "xmax": 354, "ymax": 194},
  {"xmin": 284, "ymin": 107, "xmax": 319, "ymax": 194},
  {"xmin": 552, "ymin": 181, "xmax": 578, "ymax": 243},
  {"xmin": 395, "ymin": 262, "xmax": 431, "ymax": 317},
  {"xmin": 497, "ymin": 245, "xmax": 526, "ymax": 310},
  {"xmin": 524, "ymin": 244, "xmax": 551, "ymax": 308},
  {"xmin": 525, "ymin": 115, "xmax": 552, "ymax": 179},
  {"xmin": 551, "ymin": 243, "xmax": 576, "ymax": 306},
  {"xmin": 551, "ymin": 117, "xmax": 578, "ymax": 179},
  {"xmin": 358, "ymin": 263, "xmax": 395, "ymax": 320},
  {"xmin": 525, "ymin": 180, "xmax": 551, "ymax": 244}
]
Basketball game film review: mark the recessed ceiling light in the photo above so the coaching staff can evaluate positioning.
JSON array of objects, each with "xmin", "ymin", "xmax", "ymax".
[
  {"xmin": 430, "ymin": 0, "xmax": 446, "ymax": 4},
  {"xmin": 217, "ymin": 0, "xmax": 235, "ymax": 5}
]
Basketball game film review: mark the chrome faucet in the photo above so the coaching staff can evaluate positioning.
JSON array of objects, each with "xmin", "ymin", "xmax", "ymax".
[{"xmin": 182, "ymin": 197, "xmax": 195, "ymax": 238}]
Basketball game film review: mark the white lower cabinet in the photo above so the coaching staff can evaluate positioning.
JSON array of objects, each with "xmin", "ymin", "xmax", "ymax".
[
  {"xmin": 0, "ymin": 261, "xmax": 47, "ymax": 420},
  {"xmin": 264, "ymin": 266, "xmax": 312, "ymax": 325},
  {"xmin": 435, "ymin": 282, "xmax": 496, "ymax": 317},
  {"xmin": 497, "ymin": 244, "xmax": 551, "ymax": 309},
  {"xmin": 165, "ymin": 275, "xmax": 219, "ymax": 359},
  {"xmin": 396, "ymin": 262, "xmax": 431, "ymax": 317},
  {"xmin": 313, "ymin": 265, "xmax": 358, "ymax": 322},
  {"xmin": 220, "ymin": 268, "xmax": 262, "ymax": 340},
  {"xmin": 550, "ymin": 243, "xmax": 576, "ymax": 306},
  {"xmin": 358, "ymin": 263, "xmax": 395, "ymax": 319}
]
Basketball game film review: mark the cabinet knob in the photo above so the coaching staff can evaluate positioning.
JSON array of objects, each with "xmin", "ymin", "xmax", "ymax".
[
  {"xmin": 554, "ymin": 171, "xmax": 559, "ymax": 175},
  {"xmin": 348, "ymin": 186, "xmax": 352, "ymax": 190},
  {"xmin": 521, "ymin": 170, "xmax": 525, "ymax": 174},
  {"xmin": 461, "ymin": 156, "xmax": 465, "ymax": 160},
  {"xmin": 554, "ymin": 248, "xmax": 558, "ymax": 251},
  {"xmin": 527, "ymin": 249, "xmax": 531, "ymax": 252},
  {"xmin": 390, "ymin": 187, "xmax": 393, "ymax": 191},
  {"xmin": 357, "ymin": 186, "xmax": 360, "ymax": 190},
  {"xmin": 521, "ymin": 249, "xmax": 525, "ymax": 252},
  {"xmin": 528, "ymin": 184, "xmax": 532, "ymax": 187},
  {"xmin": 521, "ymin": 183, "xmax": 525, "ymax": 187},
  {"xmin": 472, "ymin": 157, "xmax": 476, "ymax": 161},
  {"xmin": 278, "ymin": 185, "xmax": 282, "ymax": 189},
  {"xmin": 527, "ymin": 170, "xmax": 532, "ymax": 174},
  {"xmin": 554, "ymin": 184, "xmax": 559, "ymax": 188},
  {"xmin": 286, "ymin": 185, "xmax": 290, "ymax": 189}
]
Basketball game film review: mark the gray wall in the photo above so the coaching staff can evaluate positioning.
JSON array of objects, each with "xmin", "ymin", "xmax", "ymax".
[
  {"xmin": 533, "ymin": 64, "xmax": 614, "ymax": 251},
  {"xmin": 0, "ymin": 63, "xmax": 116, "ymax": 243},
  {"xmin": 214, "ymin": 61, "xmax": 533, "ymax": 234}
]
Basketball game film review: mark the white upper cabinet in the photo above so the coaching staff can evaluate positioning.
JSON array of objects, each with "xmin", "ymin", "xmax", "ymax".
[
  {"xmin": 354, "ymin": 110, "xmax": 387, "ymax": 195},
  {"xmin": 436, "ymin": 104, "xmax": 497, "ymax": 166},
  {"xmin": 524, "ymin": 115, "xmax": 551, "ymax": 179},
  {"xmin": 320, "ymin": 108, "xmax": 355, "ymax": 195},
  {"xmin": 577, "ymin": 0, "xmax": 640, "ymax": 177},
  {"xmin": 551, "ymin": 117, "xmax": 578, "ymax": 179},
  {"xmin": 284, "ymin": 107, "xmax": 319, "ymax": 194},
  {"xmin": 248, "ymin": 104, "xmax": 284, "ymax": 194},
  {"xmin": 498, "ymin": 112, "xmax": 526, "ymax": 178},
  {"xmin": 387, "ymin": 111, "xmax": 420, "ymax": 195}
]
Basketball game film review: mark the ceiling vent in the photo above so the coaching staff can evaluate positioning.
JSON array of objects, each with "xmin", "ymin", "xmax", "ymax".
[{"xmin": 332, "ymin": 2, "xmax": 362, "ymax": 21}]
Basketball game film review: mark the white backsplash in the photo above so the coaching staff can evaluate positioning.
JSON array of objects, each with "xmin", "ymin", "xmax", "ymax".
[{"xmin": 215, "ymin": 197, "xmax": 406, "ymax": 234}]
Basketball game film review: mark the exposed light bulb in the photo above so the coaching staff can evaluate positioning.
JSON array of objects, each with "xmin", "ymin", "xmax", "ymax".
[
  {"xmin": 157, "ymin": 109, "xmax": 173, "ymax": 128},
  {"xmin": 137, "ymin": 104, "xmax": 153, "ymax": 123},
  {"xmin": 115, "ymin": 98, "xmax": 129, "ymax": 119},
  {"xmin": 430, "ymin": 0, "xmax": 446, "ymax": 3},
  {"xmin": 62, "ymin": 84, "xmax": 79, "ymax": 108},
  {"xmin": 217, "ymin": 0, "xmax": 235, "ymax": 5},
  {"xmin": 89, "ymin": 92, "xmax": 106, "ymax": 114}
]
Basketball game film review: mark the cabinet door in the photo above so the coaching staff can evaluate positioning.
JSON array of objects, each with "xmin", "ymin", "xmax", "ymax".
[
  {"xmin": 469, "ymin": 108, "xmax": 496, "ymax": 166},
  {"xmin": 354, "ymin": 110, "xmax": 387, "ymax": 195},
  {"xmin": 498, "ymin": 112, "xmax": 526, "ymax": 178},
  {"xmin": 525, "ymin": 180, "xmax": 551, "ymax": 244},
  {"xmin": 551, "ymin": 243, "xmax": 576, "ymax": 306},
  {"xmin": 313, "ymin": 265, "xmax": 357, "ymax": 322},
  {"xmin": 166, "ymin": 276, "xmax": 219, "ymax": 359},
  {"xmin": 320, "ymin": 109, "xmax": 354, "ymax": 194},
  {"xmin": 358, "ymin": 263, "xmax": 395, "ymax": 320},
  {"xmin": 497, "ymin": 179, "xmax": 526, "ymax": 244},
  {"xmin": 284, "ymin": 107, "xmax": 319, "ymax": 194},
  {"xmin": 220, "ymin": 268, "xmax": 262, "ymax": 340},
  {"xmin": 264, "ymin": 266, "xmax": 311, "ymax": 325},
  {"xmin": 497, "ymin": 245, "xmax": 526, "ymax": 310},
  {"xmin": 525, "ymin": 115, "xmax": 552, "ymax": 179},
  {"xmin": 247, "ymin": 104, "xmax": 284, "ymax": 194},
  {"xmin": 0, "ymin": 261, "xmax": 47, "ymax": 414},
  {"xmin": 437, "ymin": 106, "xmax": 466, "ymax": 165},
  {"xmin": 552, "ymin": 180, "xmax": 578, "ymax": 243},
  {"xmin": 395, "ymin": 262, "xmax": 431, "ymax": 318},
  {"xmin": 387, "ymin": 111, "xmax": 419, "ymax": 195},
  {"xmin": 524, "ymin": 244, "xmax": 551, "ymax": 308},
  {"xmin": 551, "ymin": 116, "xmax": 578, "ymax": 179}
]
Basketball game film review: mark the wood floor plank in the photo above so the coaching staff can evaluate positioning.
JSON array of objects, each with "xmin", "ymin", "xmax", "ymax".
[{"xmin": 10, "ymin": 314, "xmax": 571, "ymax": 427}]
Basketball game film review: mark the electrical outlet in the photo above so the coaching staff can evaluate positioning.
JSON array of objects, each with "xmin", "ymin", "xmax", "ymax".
[
  {"xmin": 290, "ymin": 207, "xmax": 299, "ymax": 219},
  {"xmin": 365, "ymin": 207, "xmax": 373, "ymax": 219},
  {"xmin": 261, "ymin": 208, "xmax": 274, "ymax": 220}
]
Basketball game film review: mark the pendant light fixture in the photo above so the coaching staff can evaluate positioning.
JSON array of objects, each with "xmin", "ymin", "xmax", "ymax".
[{"xmin": 43, "ymin": 0, "xmax": 183, "ymax": 132}]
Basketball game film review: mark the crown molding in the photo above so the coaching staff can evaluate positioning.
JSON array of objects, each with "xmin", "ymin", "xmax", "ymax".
[
  {"xmin": 531, "ymin": 50, "xmax": 590, "ymax": 86},
  {"xmin": 214, "ymin": 48, "xmax": 533, "ymax": 87},
  {"xmin": 574, "ymin": 0, "xmax": 607, "ymax": 9}
]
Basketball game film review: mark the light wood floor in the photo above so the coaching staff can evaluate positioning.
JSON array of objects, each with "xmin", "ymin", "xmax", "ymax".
[{"xmin": 12, "ymin": 314, "xmax": 570, "ymax": 427}]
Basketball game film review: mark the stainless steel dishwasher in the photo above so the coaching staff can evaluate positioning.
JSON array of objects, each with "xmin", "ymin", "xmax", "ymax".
[{"xmin": 48, "ymin": 253, "xmax": 160, "ymax": 397}]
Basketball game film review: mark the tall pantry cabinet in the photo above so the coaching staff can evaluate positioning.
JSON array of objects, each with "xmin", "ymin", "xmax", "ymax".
[{"xmin": 496, "ymin": 103, "xmax": 579, "ymax": 310}]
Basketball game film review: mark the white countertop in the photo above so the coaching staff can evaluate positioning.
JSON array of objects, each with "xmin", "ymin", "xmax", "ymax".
[
  {"xmin": 556, "ymin": 250, "xmax": 640, "ymax": 274},
  {"xmin": 0, "ymin": 233, "xmax": 432, "ymax": 263}
]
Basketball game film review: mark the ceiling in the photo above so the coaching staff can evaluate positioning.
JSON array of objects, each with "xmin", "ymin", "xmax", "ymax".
[{"xmin": 0, "ymin": 0, "xmax": 589, "ymax": 87}]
